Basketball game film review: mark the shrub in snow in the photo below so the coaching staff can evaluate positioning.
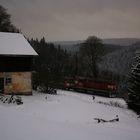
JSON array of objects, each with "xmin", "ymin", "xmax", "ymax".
[
  {"xmin": 94, "ymin": 115, "xmax": 119, "ymax": 123},
  {"xmin": 97, "ymin": 100, "xmax": 125, "ymax": 109},
  {"xmin": 0, "ymin": 95, "xmax": 23, "ymax": 105}
]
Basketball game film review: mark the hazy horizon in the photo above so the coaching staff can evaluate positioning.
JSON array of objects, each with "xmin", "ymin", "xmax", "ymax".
[{"xmin": 1, "ymin": 0, "xmax": 140, "ymax": 41}]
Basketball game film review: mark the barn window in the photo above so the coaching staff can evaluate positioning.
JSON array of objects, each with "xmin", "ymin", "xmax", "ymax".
[{"xmin": 5, "ymin": 77, "xmax": 12, "ymax": 85}]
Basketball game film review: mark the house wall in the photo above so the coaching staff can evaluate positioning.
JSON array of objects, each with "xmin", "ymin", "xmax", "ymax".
[
  {"xmin": 0, "ymin": 56, "xmax": 33, "ymax": 72},
  {"xmin": 0, "ymin": 72, "xmax": 32, "ymax": 95}
]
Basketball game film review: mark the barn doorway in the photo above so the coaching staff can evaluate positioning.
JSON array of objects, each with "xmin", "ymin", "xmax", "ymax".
[{"xmin": 0, "ymin": 78, "xmax": 4, "ymax": 94}]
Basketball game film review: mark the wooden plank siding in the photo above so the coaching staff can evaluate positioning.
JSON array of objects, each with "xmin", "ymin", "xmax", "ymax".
[{"xmin": 0, "ymin": 56, "xmax": 33, "ymax": 72}]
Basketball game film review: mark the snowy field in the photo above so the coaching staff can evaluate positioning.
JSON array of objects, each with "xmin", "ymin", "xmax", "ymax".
[{"xmin": 0, "ymin": 90, "xmax": 140, "ymax": 140}]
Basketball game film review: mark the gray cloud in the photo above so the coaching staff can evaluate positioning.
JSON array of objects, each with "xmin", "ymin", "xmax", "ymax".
[{"xmin": 1, "ymin": 0, "xmax": 140, "ymax": 41}]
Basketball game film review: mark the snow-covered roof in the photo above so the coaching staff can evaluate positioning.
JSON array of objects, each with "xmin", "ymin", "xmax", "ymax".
[{"xmin": 0, "ymin": 32, "xmax": 38, "ymax": 56}]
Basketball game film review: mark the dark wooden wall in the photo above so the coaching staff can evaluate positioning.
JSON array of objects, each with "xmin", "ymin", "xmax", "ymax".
[{"xmin": 0, "ymin": 55, "xmax": 33, "ymax": 72}]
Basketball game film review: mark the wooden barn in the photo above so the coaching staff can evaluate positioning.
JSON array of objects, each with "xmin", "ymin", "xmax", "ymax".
[{"xmin": 0, "ymin": 32, "xmax": 38, "ymax": 95}]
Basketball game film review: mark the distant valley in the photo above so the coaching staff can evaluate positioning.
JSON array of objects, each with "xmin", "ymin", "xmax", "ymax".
[
  {"xmin": 54, "ymin": 38, "xmax": 140, "ymax": 77},
  {"xmin": 54, "ymin": 38, "xmax": 140, "ymax": 52}
]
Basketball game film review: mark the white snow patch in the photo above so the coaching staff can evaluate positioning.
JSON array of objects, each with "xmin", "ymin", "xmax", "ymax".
[{"xmin": 0, "ymin": 90, "xmax": 140, "ymax": 140}]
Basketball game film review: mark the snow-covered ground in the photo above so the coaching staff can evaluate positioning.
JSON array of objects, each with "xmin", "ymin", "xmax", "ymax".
[{"xmin": 0, "ymin": 90, "xmax": 140, "ymax": 140}]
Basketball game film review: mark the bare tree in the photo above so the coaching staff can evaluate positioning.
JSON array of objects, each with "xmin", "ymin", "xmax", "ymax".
[{"xmin": 80, "ymin": 36, "xmax": 104, "ymax": 78}]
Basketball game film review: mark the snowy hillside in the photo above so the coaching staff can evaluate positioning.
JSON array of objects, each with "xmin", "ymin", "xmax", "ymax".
[
  {"xmin": 99, "ymin": 46, "xmax": 138, "ymax": 76},
  {"xmin": 103, "ymin": 38, "xmax": 140, "ymax": 46},
  {"xmin": 0, "ymin": 90, "xmax": 140, "ymax": 140}
]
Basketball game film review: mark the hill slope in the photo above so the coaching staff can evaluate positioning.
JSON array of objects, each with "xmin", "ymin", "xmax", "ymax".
[
  {"xmin": 54, "ymin": 38, "xmax": 140, "ymax": 52},
  {"xmin": 0, "ymin": 90, "xmax": 140, "ymax": 140}
]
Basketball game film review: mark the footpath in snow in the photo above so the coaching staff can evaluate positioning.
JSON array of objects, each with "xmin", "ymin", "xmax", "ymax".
[{"xmin": 0, "ymin": 90, "xmax": 140, "ymax": 140}]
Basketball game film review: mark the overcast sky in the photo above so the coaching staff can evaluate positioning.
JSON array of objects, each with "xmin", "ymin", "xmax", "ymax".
[{"xmin": 1, "ymin": 0, "xmax": 140, "ymax": 41}]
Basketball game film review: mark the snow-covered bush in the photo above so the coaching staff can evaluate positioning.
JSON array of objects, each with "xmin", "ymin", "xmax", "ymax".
[{"xmin": 97, "ymin": 100, "xmax": 126, "ymax": 108}]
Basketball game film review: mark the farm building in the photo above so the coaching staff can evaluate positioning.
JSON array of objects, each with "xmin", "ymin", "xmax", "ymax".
[{"xmin": 0, "ymin": 32, "xmax": 38, "ymax": 95}]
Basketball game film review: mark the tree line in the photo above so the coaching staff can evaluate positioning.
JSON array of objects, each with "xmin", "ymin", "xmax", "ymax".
[
  {"xmin": 29, "ymin": 36, "xmax": 102, "ymax": 89},
  {"xmin": 29, "ymin": 37, "xmax": 72, "ymax": 90},
  {"xmin": 29, "ymin": 36, "xmax": 122, "ymax": 91}
]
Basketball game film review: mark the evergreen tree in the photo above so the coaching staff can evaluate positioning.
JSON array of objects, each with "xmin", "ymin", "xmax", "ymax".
[
  {"xmin": 0, "ymin": 5, "xmax": 19, "ymax": 32},
  {"xmin": 127, "ymin": 51, "xmax": 140, "ymax": 107},
  {"xmin": 29, "ymin": 38, "xmax": 72, "ymax": 90}
]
